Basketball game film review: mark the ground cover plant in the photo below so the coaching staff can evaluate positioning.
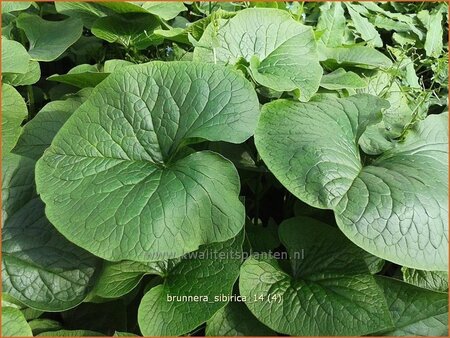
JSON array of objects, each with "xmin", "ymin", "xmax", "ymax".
[{"xmin": 1, "ymin": 1, "xmax": 449, "ymax": 336}]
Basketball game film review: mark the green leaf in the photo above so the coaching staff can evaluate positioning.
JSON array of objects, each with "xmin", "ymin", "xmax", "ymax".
[
  {"xmin": 2, "ymin": 1, "xmax": 32, "ymax": 13},
  {"xmin": 376, "ymin": 276, "xmax": 448, "ymax": 336},
  {"xmin": 401, "ymin": 268, "xmax": 448, "ymax": 292},
  {"xmin": 141, "ymin": 1, "xmax": 187, "ymax": 20},
  {"xmin": 103, "ymin": 59, "xmax": 134, "ymax": 73},
  {"xmin": 2, "ymin": 86, "xmax": 100, "ymax": 312},
  {"xmin": 29, "ymin": 319, "xmax": 63, "ymax": 336},
  {"xmin": 239, "ymin": 217, "xmax": 392, "ymax": 335},
  {"xmin": 3, "ymin": 60, "xmax": 40, "ymax": 86},
  {"xmin": 97, "ymin": 2, "xmax": 149, "ymax": 14},
  {"xmin": 2, "ymin": 37, "xmax": 30, "ymax": 74},
  {"xmin": 418, "ymin": 8, "xmax": 444, "ymax": 58},
  {"xmin": 255, "ymin": 95, "xmax": 448, "ymax": 270},
  {"xmin": 206, "ymin": 301, "xmax": 276, "ymax": 336},
  {"xmin": 12, "ymin": 98, "xmax": 83, "ymax": 160},
  {"xmin": 47, "ymin": 64, "xmax": 109, "ymax": 89},
  {"xmin": 346, "ymin": 3, "xmax": 383, "ymax": 47},
  {"xmin": 113, "ymin": 332, "xmax": 138, "ymax": 337},
  {"xmin": 54, "ymin": 2, "xmax": 112, "ymax": 28},
  {"xmin": 91, "ymin": 13, "xmax": 162, "ymax": 50},
  {"xmin": 2, "ymin": 84, "xmax": 28, "ymax": 154},
  {"xmin": 193, "ymin": 8, "xmax": 322, "ymax": 101},
  {"xmin": 37, "ymin": 330, "xmax": 104, "ymax": 336},
  {"xmin": 358, "ymin": 72, "xmax": 414, "ymax": 154},
  {"xmin": 319, "ymin": 43, "xmax": 393, "ymax": 69},
  {"xmin": 138, "ymin": 232, "xmax": 244, "ymax": 336},
  {"xmin": 36, "ymin": 61, "xmax": 259, "ymax": 262},
  {"xmin": 2, "ymin": 196, "xmax": 101, "ymax": 311},
  {"xmin": 2, "ymin": 154, "xmax": 35, "ymax": 225},
  {"xmin": 2, "ymin": 307, "xmax": 33, "ymax": 337},
  {"xmin": 16, "ymin": 14, "xmax": 83, "ymax": 61},
  {"xmin": 90, "ymin": 260, "xmax": 166, "ymax": 299},
  {"xmin": 316, "ymin": 2, "xmax": 346, "ymax": 47},
  {"xmin": 320, "ymin": 68, "xmax": 367, "ymax": 90},
  {"xmin": 245, "ymin": 218, "xmax": 280, "ymax": 252}
]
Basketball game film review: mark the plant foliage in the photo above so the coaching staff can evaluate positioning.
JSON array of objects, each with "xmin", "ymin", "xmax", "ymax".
[{"xmin": 1, "ymin": 1, "xmax": 448, "ymax": 337}]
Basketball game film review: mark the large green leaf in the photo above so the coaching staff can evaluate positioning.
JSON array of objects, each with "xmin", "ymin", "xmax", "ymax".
[
  {"xmin": 16, "ymin": 14, "xmax": 83, "ymax": 61},
  {"xmin": 1, "ymin": 37, "xmax": 30, "ymax": 74},
  {"xmin": 2, "ymin": 307, "xmax": 32, "ymax": 337},
  {"xmin": 36, "ymin": 61, "xmax": 259, "ymax": 262},
  {"xmin": 2, "ymin": 86, "xmax": 100, "ymax": 312},
  {"xmin": 91, "ymin": 13, "xmax": 162, "ymax": 50},
  {"xmin": 255, "ymin": 95, "xmax": 448, "ymax": 270},
  {"xmin": 205, "ymin": 301, "xmax": 276, "ymax": 336},
  {"xmin": 193, "ymin": 8, "xmax": 322, "ymax": 101},
  {"xmin": 138, "ymin": 232, "xmax": 244, "ymax": 336},
  {"xmin": 239, "ymin": 217, "xmax": 392, "ymax": 335},
  {"xmin": 12, "ymin": 98, "xmax": 83, "ymax": 160},
  {"xmin": 376, "ymin": 276, "xmax": 448, "ymax": 336},
  {"xmin": 401, "ymin": 268, "xmax": 448, "ymax": 292}
]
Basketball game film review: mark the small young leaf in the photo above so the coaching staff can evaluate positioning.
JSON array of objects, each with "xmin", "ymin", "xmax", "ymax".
[
  {"xmin": 401, "ymin": 268, "xmax": 448, "ymax": 292},
  {"xmin": 320, "ymin": 68, "xmax": 367, "ymax": 90}
]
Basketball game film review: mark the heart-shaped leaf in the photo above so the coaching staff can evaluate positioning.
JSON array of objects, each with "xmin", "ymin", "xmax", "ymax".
[
  {"xmin": 193, "ymin": 8, "xmax": 322, "ymax": 101},
  {"xmin": 36, "ymin": 61, "xmax": 260, "ymax": 262},
  {"xmin": 239, "ymin": 217, "xmax": 393, "ymax": 335},
  {"xmin": 16, "ymin": 14, "xmax": 83, "ymax": 62},
  {"xmin": 138, "ymin": 232, "xmax": 244, "ymax": 336},
  {"xmin": 255, "ymin": 94, "xmax": 448, "ymax": 270}
]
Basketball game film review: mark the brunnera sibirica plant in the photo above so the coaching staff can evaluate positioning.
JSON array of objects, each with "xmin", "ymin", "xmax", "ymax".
[{"xmin": 1, "ymin": 1, "xmax": 449, "ymax": 337}]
